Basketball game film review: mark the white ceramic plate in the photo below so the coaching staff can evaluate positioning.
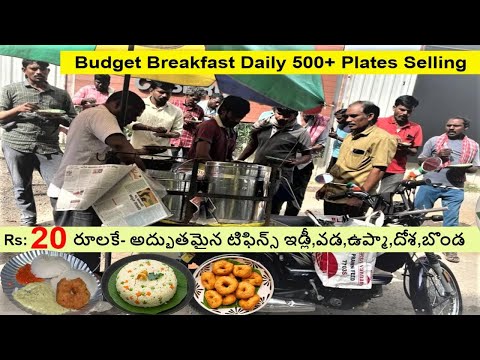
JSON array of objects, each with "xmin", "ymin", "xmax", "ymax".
[
  {"xmin": 193, "ymin": 254, "xmax": 274, "ymax": 315},
  {"xmin": 1, "ymin": 250, "xmax": 102, "ymax": 315},
  {"xmin": 447, "ymin": 163, "xmax": 473, "ymax": 168},
  {"xmin": 36, "ymin": 109, "xmax": 66, "ymax": 115}
]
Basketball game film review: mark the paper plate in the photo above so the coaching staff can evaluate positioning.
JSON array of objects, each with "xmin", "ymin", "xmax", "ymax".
[
  {"xmin": 193, "ymin": 254, "xmax": 274, "ymax": 315},
  {"xmin": 447, "ymin": 163, "xmax": 473, "ymax": 168},
  {"xmin": 36, "ymin": 109, "xmax": 66, "ymax": 115},
  {"xmin": 1, "ymin": 250, "xmax": 102, "ymax": 315},
  {"xmin": 421, "ymin": 157, "xmax": 443, "ymax": 171}
]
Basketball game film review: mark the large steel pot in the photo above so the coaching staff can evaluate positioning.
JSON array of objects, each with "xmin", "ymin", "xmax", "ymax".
[
  {"xmin": 205, "ymin": 161, "xmax": 271, "ymax": 223},
  {"xmin": 146, "ymin": 170, "xmax": 190, "ymax": 221}
]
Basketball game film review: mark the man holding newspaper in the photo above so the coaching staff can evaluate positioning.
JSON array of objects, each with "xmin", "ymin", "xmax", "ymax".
[{"xmin": 47, "ymin": 91, "xmax": 146, "ymax": 272}]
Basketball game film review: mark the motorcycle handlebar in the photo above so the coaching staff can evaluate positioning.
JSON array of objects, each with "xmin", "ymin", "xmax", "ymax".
[
  {"xmin": 400, "ymin": 178, "xmax": 431, "ymax": 188},
  {"xmin": 327, "ymin": 190, "xmax": 370, "ymax": 201}
]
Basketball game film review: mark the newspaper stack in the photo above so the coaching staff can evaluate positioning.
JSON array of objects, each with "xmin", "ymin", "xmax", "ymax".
[{"xmin": 56, "ymin": 164, "xmax": 171, "ymax": 226}]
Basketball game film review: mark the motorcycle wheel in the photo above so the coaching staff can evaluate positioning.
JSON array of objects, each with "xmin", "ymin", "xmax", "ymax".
[{"xmin": 410, "ymin": 259, "xmax": 463, "ymax": 315}]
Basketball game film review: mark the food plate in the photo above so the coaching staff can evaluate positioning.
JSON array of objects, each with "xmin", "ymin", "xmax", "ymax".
[
  {"xmin": 193, "ymin": 254, "xmax": 274, "ymax": 315},
  {"xmin": 447, "ymin": 163, "xmax": 473, "ymax": 168},
  {"xmin": 36, "ymin": 109, "xmax": 66, "ymax": 115},
  {"xmin": 101, "ymin": 254, "xmax": 194, "ymax": 315},
  {"xmin": 143, "ymin": 145, "xmax": 177, "ymax": 150},
  {"xmin": 265, "ymin": 155, "xmax": 289, "ymax": 163},
  {"xmin": 1, "ymin": 250, "xmax": 102, "ymax": 315}
]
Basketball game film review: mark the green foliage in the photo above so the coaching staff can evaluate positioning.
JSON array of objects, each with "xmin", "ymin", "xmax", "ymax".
[
  {"xmin": 233, "ymin": 122, "xmax": 253, "ymax": 157},
  {"xmin": 123, "ymin": 126, "xmax": 132, "ymax": 139}
]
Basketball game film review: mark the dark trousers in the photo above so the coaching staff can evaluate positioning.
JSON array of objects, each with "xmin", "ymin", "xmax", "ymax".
[
  {"xmin": 326, "ymin": 157, "xmax": 338, "ymax": 173},
  {"xmin": 284, "ymin": 162, "xmax": 314, "ymax": 216},
  {"xmin": 170, "ymin": 147, "xmax": 190, "ymax": 159},
  {"xmin": 270, "ymin": 171, "xmax": 296, "ymax": 215},
  {"xmin": 50, "ymin": 197, "xmax": 102, "ymax": 273},
  {"xmin": 2, "ymin": 142, "xmax": 63, "ymax": 225}
]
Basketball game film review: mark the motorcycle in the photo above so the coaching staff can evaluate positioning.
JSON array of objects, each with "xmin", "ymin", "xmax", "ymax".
[{"xmin": 183, "ymin": 158, "xmax": 463, "ymax": 315}]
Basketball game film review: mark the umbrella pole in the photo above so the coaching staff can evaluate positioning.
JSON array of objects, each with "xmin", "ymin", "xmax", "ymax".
[
  {"xmin": 105, "ymin": 45, "xmax": 135, "ymax": 270},
  {"xmin": 119, "ymin": 45, "xmax": 135, "ymax": 128}
]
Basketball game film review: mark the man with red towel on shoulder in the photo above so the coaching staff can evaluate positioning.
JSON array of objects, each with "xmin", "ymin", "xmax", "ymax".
[{"xmin": 414, "ymin": 116, "xmax": 479, "ymax": 263}]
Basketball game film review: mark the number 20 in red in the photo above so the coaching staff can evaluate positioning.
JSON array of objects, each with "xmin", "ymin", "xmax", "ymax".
[{"xmin": 32, "ymin": 227, "xmax": 67, "ymax": 249}]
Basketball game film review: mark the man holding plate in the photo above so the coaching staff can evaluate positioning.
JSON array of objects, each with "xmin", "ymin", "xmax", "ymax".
[
  {"xmin": 415, "ymin": 116, "xmax": 479, "ymax": 263},
  {"xmin": 376, "ymin": 95, "xmax": 423, "ymax": 193},
  {"xmin": 0, "ymin": 59, "xmax": 76, "ymax": 226}
]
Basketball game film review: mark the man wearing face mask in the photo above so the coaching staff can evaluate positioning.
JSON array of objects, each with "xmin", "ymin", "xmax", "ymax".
[
  {"xmin": 414, "ymin": 117, "xmax": 479, "ymax": 263},
  {"xmin": 238, "ymin": 106, "xmax": 312, "ymax": 214}
]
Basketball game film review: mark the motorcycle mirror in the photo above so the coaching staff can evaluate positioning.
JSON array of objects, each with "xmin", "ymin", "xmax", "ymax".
[
  {"xmin": 421, "ymin": 157, "xmax": 443, "ymax": 172},
  {"xmin": 314, "ymin": 173, "xmax": 333, "ymax": 184}
]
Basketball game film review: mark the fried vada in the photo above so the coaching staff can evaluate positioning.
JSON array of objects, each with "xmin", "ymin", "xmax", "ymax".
[{"xmin": 56, "ymin": 278, "xmax": 90, "ymax": 310}]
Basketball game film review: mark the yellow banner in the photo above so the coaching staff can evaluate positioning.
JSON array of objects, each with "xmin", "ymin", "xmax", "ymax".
[
  {"xmin": 60, "ymin": 51, "xmax": 476, "ymax": 75},
  {"xmin": 0, "ymin": 226, "xmax": 477, "ymax": 252}
]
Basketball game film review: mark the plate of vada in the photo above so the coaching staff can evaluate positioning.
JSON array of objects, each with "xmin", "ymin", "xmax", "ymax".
[{"xmin": 193, "ymin": 255, "xmax": 274, "ymax": 315}]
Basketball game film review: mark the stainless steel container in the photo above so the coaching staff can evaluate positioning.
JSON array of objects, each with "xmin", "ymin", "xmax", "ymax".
[
  {"xmin": 147, "ymin": 170, "xmax": 190, "ymax": 221},
  {"xmin": 205, "ymin": 161, "xmax": 271, "ymax": 223}
]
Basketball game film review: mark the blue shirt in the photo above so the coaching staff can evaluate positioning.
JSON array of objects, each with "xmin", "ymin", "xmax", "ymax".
[{"xmin": 332, "ymin": 124, "xmax": 351, "ymax": 158}]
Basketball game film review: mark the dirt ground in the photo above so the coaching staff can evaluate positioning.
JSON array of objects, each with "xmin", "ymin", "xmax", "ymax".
[{"xmin": 0, "ymin": 149, "xmax": 479, "ymax": 315}]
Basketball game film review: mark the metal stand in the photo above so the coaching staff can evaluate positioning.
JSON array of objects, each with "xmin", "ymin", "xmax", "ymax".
[
  {"xmin": 102, "ymin": 160, "xmax": 278, "ymax": 270},
  {"xmin": 179, "ymin": 160, "xmax": 278, "ymax": 225},
  {"xmin": 104, "ymin": 252, "xmax": 112, "ymax": 270}
]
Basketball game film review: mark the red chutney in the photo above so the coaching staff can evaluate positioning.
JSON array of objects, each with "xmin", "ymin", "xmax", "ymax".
[{"xmin": 15, "ymin": 264, "xmax": 44, "ymax": 285}]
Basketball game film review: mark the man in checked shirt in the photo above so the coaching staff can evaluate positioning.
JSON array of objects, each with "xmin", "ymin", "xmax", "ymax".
[
  {"xmin": 0, "ymin": 59, "xmax": 76, "ymax": 226},
  {"xmin": 170, "ymin": 87, "xmax": 205, "ymax": 158}
]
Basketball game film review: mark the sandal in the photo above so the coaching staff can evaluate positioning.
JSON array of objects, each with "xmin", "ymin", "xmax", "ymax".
[{"xmin": 443, "ymin": 252, "xmax": 460, "ymax": 263}]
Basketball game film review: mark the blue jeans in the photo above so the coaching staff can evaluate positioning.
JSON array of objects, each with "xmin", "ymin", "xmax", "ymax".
[
  {"xmin": 2, "ymin": 142, "xmax": 63, "ymax": 225},
  {"xmin": 414, "ymin": 185, "xmax": 464, "ymax": 226}
]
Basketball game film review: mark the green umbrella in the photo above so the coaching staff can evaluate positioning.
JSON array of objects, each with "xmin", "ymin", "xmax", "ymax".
[{"xmin": 0, "ymin": 45, "xmax": 325, "ymax": 111}]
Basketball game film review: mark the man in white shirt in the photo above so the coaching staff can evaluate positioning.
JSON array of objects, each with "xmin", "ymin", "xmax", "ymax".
[
  {"xmin": 47, "ymin": 91, "xmax": 146, "ymax": 272},
  {"xmin": 126, "ymin": 81, "xmax": 183, "ymax": 157}
]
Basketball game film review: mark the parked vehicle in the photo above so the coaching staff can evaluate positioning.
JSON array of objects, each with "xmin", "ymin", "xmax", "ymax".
[{"xmin": 185, "ymin": 176, "xmax": 463, "ymax": 315}]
